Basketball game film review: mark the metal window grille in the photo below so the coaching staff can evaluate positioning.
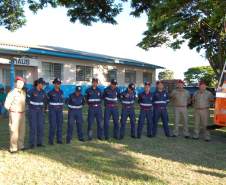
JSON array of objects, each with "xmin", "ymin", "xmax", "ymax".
[
  {"xmin": 42, "ymin": 62, "xmax": 63, "ymax": 81},
  {"xmin": 107, "ymin": 69, "xmax": 117, "ymax": 82},
  {"xmin": 125, "ymin": 70, "xmax": 136, "ymax": 83},
  {"xmin": 76, "ymin": 65, "xmax": 93, "ymax": 81}
]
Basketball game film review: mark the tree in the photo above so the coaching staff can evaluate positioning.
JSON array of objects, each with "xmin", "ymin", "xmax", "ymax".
[
  {"xmin": 158, "ymin": 69, "xmax": 174, "ymax": 80},
  {"xmin": 1, "ymin": 1, "xmax": 225, "ymax": 78},
  {"xmin": 0, "ymin": 0, "xmax": 126, "ymax": 31},
  {"xmin": 130, "ymin": 0, "xmax": 226, "ymax": 78},
  {"xmin": 184, "ymin": 66, "xmax": 217, "ymax": 87}
]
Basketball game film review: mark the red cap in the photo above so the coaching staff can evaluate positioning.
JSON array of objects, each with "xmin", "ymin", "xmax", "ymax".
[
  {"xmin": 177, "ymin": 80, "xmax": 184, "ymax": 84},
  {"xmin": 16, "ymin": 76, "xmax": 25, "ymax": 82},
  {"xmin": 199, "ymin": 81, "xmax": 206, "ymax": 86}
]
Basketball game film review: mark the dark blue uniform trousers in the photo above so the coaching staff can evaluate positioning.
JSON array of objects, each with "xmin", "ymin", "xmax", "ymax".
[
  {"xmin": 87, "ymin": 107, "xmax": 103, "ymax": 139},
  {"xmin": 120, "ymin": 107, "xmax": 136, "ymax": 138},
  {"xmin": 28, "ymin": 108, "xmax": 44, "ymax": 146},
  {"xmin": 66, "ymin": 109, "xmax": 83, "ymax": 142},
  {"xmin": 104, "ymin": 107, "xmax": 120, "ymax": 139},
  {"xmin": 48, "ymin": 109, "xmax": 63, "ymax": 143},
  {"xmin": 153, "ymin": 108, "xmax": 170, "ymax": 137},
  {"xmin": 137, "ymin": 109, "xmax": 153, "ymax": 138}
]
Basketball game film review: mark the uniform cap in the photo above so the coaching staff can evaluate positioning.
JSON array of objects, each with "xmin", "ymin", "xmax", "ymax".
[
  {"xmin": 16, "ymin": 76, "xmax": 25, "ymax": 83},
  {"xmin": 53, "ymin": 78, "xmax": 62, "ymax": 84},
  {"xmin": 37, "ymin": 78, "xmax": 46, "ymax": 85},
  {"xmin": 128, "ymin": 83, "xmax": 135, "ymax": 90},
  {"xmin": 76, "ymin": 86, "xmax": 82, "ymax": 92},
  {"xmin": 111, "ymin": 79, "xmax": 117, "ymax": 85}
]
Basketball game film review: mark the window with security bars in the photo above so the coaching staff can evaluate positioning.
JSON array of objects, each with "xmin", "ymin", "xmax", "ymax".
[
  {"xmin": 107, "ymin": 69, "xmax": 117, "ymax": 82},
  {"xmin": 125, "ymin": 70, "xmax": 136, "ymax": 83},
  {"xmin": 143, "ymin": 72, "xmax": 153, "ymax": 83},
  {"xmin": 42, "ymin": 62, "xmax": 63, "ymax": 82},
  {"xmin": 76, "ymin": 65, "xmax": 93, "ymax": 81}
]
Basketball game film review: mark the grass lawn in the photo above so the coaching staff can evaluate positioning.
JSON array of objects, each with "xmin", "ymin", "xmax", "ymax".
[{"xmin": 0, "ymin": 105, "xmax": 226, "ymax": 185}]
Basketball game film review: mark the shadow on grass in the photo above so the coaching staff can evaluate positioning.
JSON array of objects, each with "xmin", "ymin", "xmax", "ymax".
[
  {"xmin": 25, "ymin": 141, "xmax": 165, "ymax": 184},
  {"xmin": 193, "ymin": 169, "xmax": 226, "ymax": 178},
  {"xmin": 0, "ymin": 117, "xmax": 164, "ymax": 183},
  {"xmin": 1, "ymin": 110, "xmax": 226, "ymax": 182},
  {"xmin": 115, "ymin": 128, "xmax": 226, "ymax": 171},
  {"xmin": 116, "ymin": 106, "xmax": 226, "ymax": 172}
]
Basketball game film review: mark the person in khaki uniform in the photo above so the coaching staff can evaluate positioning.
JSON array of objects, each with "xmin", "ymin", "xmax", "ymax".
[
  {"xmin": 170, "ymin": 80, "xmax": 191, "ymax": 138},
  {"xmin": 4, "ymin": 76, "xmax": 26, "ymax": 153},
  {"xmin": 192, "ymin": 81, "xmax": 214, "ymax": 141}
]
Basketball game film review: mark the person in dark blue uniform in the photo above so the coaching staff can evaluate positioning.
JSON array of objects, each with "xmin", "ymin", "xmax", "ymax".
[
  {"xmin": 152, "ymin": 81, "xmax": 171, "ymax": 137},
  {"xmin": 66, "ymin": 86, "xmax": 85, "ymax": 143},
  {"xmin": 86, "ymin": 78, "xmax": 103, "ymax": 140},
  {"xmin": 47, "ymin": 78, "xmax": 64, "ymax": 145},
  {"xmin": 119, "ymin": 83, "xmax": 136, "ymax": 139},
  {"xmin": 137, "ymin": 81, "xmax": 154, "ymax": 138},
  {"xmin": 103, "ymin": 79, "xmax": 120, "ymax": 140},
  {"xmin": 27, "ymin": 78, "xmax": 47, "ymax": 148}
]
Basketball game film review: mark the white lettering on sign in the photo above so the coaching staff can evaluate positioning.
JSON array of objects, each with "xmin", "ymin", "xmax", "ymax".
[{"xmin": 10, "ymin": 58, "xmax": 30, "ymax": 65}]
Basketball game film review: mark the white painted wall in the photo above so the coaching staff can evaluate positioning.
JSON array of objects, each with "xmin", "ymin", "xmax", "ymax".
[{"xmin": 0, "ymin": 56, "xmax": 157, "ymax": 86}]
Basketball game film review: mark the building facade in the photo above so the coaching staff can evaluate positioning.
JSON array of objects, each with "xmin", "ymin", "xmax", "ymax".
[{"xmin": 0, "ymin": 42, "xmax": 162, "ymax": 89}]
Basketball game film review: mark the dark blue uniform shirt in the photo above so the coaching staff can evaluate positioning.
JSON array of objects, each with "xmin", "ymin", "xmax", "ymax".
[
  {"xmin": 86, "ymin": 87, "xmax": 102, "ymax": 106},
  {"xmin": 27, "ymin": 88, "xmax": 47, "ymax": 109},
  {"xmin": 138, "ymin": 91, "xmax": 153, "ymax": 110},
  {"xmin": 47, "ymin": 89, "xmax": 64, "ymax": 110},
  {"xmin": 152, "ymin": 90, "xmax": 169, "ymax": 108},
  {"xmin": 67, "ymin": 93, "xmax": 85, "ymax": 109},
  {"xmin": 120, "ymin": 89, "xmax": 136, "ymax": 107},
  {"xmin": 103, "ymin": 86, "xmax": 120, "ymax": 106}
]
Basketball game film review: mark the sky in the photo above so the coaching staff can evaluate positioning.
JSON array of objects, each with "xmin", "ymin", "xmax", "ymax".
[{"xmin": 0, "ymin": 3, "xmax": 209, "ymax": 79}]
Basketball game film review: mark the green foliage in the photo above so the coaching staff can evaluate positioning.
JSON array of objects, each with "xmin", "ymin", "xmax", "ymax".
[
  {"xmin": 158, "ymin": 69, "xmax": 174, "ymax": 80},
  {"xmin": 0, "ymin": 1, "xmax": 225, "ymax": 77},
  {"xmin": 0, "ymin": 0, "xmax": 26, "ymax": 31},
  {"xmin": 131, "ymin": 0, "xmax": 226, "ymax": 77},
  {"xmin": 184, "ymin": 66, "xmax": 217, "ymax": 87},
  {"xmin": 0, "ymin": 0, "xmax": 127, "ymax": 31}
]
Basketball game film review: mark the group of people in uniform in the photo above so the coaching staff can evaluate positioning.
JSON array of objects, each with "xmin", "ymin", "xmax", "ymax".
[{"xmin": 3, "ymin": 76, "xmax": 214, "ymax": 153}]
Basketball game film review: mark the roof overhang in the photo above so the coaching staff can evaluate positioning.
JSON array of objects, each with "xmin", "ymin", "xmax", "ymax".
[{"xmin": 0, "ymin": 43, "xmax": 163, "ymax": 69}]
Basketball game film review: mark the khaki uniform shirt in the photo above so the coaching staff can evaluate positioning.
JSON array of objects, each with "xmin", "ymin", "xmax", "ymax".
[
  {"xmin": 193, "ymin": 90, "xmax": 213, "ymax": 109},
  {"xmin": 170, "ymin": 89, "xmax": 190, "ymax": 107},
  {"xmin": 4, "ymin": 88, "xmax": 26, "ymax": 112}
]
